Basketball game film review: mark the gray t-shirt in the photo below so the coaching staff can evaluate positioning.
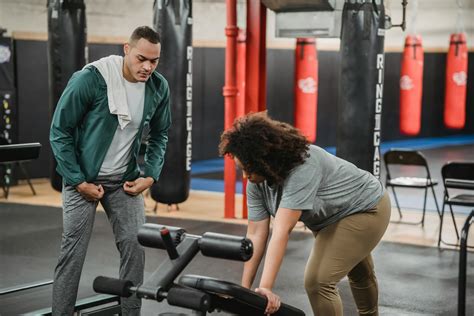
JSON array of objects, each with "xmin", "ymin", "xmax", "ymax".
[
  {"xmin": 247, "ymin": 145, "xmax": 384, "ymax": 231},
  {"xmin": 99, "ymin": 80, "xmax": 145, "ymax": 176}
]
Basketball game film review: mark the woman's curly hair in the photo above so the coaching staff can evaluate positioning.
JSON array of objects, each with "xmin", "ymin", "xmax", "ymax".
[{"xmin": 219, "ymin": 112, "xmax": 310, "ymax": 185}]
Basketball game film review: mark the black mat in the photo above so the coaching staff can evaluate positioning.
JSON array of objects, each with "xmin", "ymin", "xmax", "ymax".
[{"xmin": 0, "ymin": 203, "xmax": 473, "ymax": 315}]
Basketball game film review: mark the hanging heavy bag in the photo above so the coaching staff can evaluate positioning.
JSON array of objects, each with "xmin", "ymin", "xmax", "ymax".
[
  {"xmin": 399, "ymin": 35, "xmax": 423, "ymax": 136},
  {"xmin": 336, "ymin": 0, "xmax": 386, "ymax": 177},
  {"xmin": 150, "ymin": 0, "xmax": 192, "ymax": 204},
  {"xmin": 444, "ymin": 33, "xmax": 468, "ymax": 129},
  {"xmin": 294, "ymin": 38, "xmax": 318, "ymax": 143},
  {"xmin": 47, "ymin": 0, "xmax": 87, "ymax": 192}
]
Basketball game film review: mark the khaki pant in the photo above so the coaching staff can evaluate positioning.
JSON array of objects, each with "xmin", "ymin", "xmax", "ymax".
[{"xmin": 304, "ymin": 191, "xmax": 391, "ymax": 316}]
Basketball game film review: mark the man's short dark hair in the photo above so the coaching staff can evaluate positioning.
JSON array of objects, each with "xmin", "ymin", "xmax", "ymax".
[{"xmin": 129, "ymin": 26, "xmax": 161, "ymax": 45}]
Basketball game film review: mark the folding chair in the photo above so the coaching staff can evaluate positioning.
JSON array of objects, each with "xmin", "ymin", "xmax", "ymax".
[
  {"xmin": 0, "ymin": 141, "xmax": 41, "ymax": 198},
  {"xmin": 438, "ymin": 161, "xmax": 474, "ymax": 248},
  {"xmin": 384, "ymin": 149, "xmax": 440, "ymax": 226}
]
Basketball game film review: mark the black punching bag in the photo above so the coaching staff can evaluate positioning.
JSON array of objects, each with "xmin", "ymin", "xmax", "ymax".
[
  {"xmin": 151, "ymin": 0, "xmax": 192, "ymax": 204},
  {"xmin": 336, "ymin": 0, "xmax": 385, "ymax": 179},
  {"xmin": 47, "ymin": 0, "xmax": 87, "ymax": 191}
]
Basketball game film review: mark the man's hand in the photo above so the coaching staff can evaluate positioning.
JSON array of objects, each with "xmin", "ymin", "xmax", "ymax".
[
  {"xmin": 76, "ymin": 182, "xmax": 104, "ymax": 201},
  {"xmin": 255, "ymin": 287, "xmax": 281, "ymax": 315},
  {"xmin": 123, "ymin": 177, "xmax": 154, "ymax": 196}
]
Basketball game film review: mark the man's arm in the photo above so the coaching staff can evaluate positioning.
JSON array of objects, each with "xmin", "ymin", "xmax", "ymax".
[
  {"xmin": 242, "ymin": 218, "xmax": 270, "ymax": 289},
  {"xmin": 143, "ymin": 84, "xmax": 171, "ymax": 181},
  {"xmin": 49, "ymin": 69, "xmax": 95, "ymax": 186}
]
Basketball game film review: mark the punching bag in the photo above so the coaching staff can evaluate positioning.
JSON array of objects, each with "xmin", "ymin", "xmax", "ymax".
[
  {"xmin": 337, "ymin": 0, "xmax": 386, "ymax": 178},
  {"xmin": 151, "ymin": 0, "xmax": 192, "ymax": 204},
  {"xmin": 47, "ymin": 0, "xmax": 87, "ymax": 192},
  {"xmin": 294, "ymin": 38, "xmax": 318, "ymax": 143},
  {"xmin": 399, "ymin": 35, "xmax": 424, "ymax": 135},
  {"xmin": 444, "ymin": 33, "xmax": 468, "ymax": 129}
]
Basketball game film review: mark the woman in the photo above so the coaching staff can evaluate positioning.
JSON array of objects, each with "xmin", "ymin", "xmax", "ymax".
[{"xmin": 219, "ymin": 113, "xmax": 391, "ymax": 315}]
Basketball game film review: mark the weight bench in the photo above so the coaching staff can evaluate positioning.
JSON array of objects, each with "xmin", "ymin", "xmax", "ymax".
[
  {"xmin": 93, "ymin": 223, "xmax": 305, "ymax": 315},
  {"xmin": 0, "ymin": 142, "xmax": 41, "ymax": 198},
  {"xmin": 180, "ymin": 275, "xmax": 305, "ymax": 315}
]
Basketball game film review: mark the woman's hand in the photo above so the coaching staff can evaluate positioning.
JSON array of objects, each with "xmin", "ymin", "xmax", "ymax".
[{"xmin": 256, "ymin": 287, "xmax": 281, "ymax": 314}]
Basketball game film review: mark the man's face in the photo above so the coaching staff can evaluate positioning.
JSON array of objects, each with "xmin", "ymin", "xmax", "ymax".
[{"xmin": 123, "ymin": 38, "xmax": 161, "ymax": 82}]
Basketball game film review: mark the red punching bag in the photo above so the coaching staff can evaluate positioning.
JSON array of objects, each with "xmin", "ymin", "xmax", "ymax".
[
  {"xmin": 294, "ymin": 38, "xmax": 318, "ymax": 143},
  {"xmin": 400, "ymin": 35, "xmax": 424, "ymax": 136},
  {"xmin": 444, "ymin": 33, "xmax": 468, "ymax": 129}
]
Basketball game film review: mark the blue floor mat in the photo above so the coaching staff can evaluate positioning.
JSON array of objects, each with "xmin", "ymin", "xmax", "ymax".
[{"xmin": 191, "ymin": 134, "xmax": 474, "ymax": 197}]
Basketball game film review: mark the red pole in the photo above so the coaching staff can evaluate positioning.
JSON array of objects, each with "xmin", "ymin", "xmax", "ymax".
[
  {"xmin": 258, "ymin": 5, "xmax": 267, "ymax": 112},
  {"xmin": 236, "ymin": 29, "xmax": 247, "ymax": 218},
  {"xmin": 242, "ymin": 1, "xmax": 266, "ymax": 218},
  {"xmin": 246, "ymin": 0, "xmax": 267, "ymax": 113},
  {"xmin": 223, "ymin": 0, "xmax": 238, "ymax": 218}
]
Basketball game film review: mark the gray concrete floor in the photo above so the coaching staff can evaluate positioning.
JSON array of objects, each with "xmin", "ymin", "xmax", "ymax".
[{"xmin": 0, "ymin": 203, "xmax": 472, "ymax": 315}]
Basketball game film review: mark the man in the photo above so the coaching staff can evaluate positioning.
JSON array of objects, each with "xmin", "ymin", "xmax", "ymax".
[{"xmin": 50, "ymin": 26, "xmax": 171, "ymax": 315}]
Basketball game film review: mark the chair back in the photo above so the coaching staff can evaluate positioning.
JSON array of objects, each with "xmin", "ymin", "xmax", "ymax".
[
  {"xmin": 441, "ymin": 162, "xmax": 474, "ymax": 190},
  {"xmin": 384, "ymin": 149, "xmax": 432, "ymax": 180},
  {"xmin": 384, "ymin": 149, "xmax": 427, "ymax": 166}
]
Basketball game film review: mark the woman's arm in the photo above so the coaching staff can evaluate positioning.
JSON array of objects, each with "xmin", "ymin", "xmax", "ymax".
[
  {"xmin": 257, "ymin": 208, "xmax": 301, "ymax": 314},
  {"xmin": 241, "ymin": 218, "xmax": 270, "ymax": 289}
]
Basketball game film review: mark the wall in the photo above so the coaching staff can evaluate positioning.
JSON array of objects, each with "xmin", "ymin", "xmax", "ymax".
[
  {"xmin": 10, "ymin": 38, "xmax": 474, "ymax": 178},
  {"xmin": 0, "ymin": 0, "xmax": 473, "ymax": 49}
]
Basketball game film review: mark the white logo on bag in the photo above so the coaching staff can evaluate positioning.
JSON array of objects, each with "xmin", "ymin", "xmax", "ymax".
[
  {"xmin": 298, "ymin": 77, "xmax": 317, "ymax": 94},
  {"xmin": 373, "ymin": 54, "xmax": 384, "ymax": 178},
  {"xmin": 452, "ymin": 71, "xmax": 467, "ymax": 86},
  {"xmin": 185, "ymin": 46, "xmax": 193, "ymax": 171},
  {"xmin": 0, "ymin": 45, "xmax": 11, "ymax": 63},
  {"xmin": 400, "ymin": 75, "xmax": 414, "ymax": 90}
]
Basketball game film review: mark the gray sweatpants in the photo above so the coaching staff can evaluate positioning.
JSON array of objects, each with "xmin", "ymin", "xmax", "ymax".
[{"xmin": 52, "ymin": 175, "xmax": 146, "ymax": 315}]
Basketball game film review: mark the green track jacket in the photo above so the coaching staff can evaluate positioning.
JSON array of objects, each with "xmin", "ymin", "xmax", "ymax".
[{"xmin": 50, "ymin": 66, "xmax": 171, "ymax": 186}]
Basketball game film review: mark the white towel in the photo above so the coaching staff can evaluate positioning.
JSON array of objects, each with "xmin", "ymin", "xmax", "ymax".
[{"xmin": 86, "ymin": 55, "xmax": 131, "ymax": 129}]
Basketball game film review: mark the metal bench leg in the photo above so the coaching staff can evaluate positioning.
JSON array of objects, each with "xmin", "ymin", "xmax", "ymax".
[
  {"xmin": 4, "ymin": 180, "xmax": 10, "ymax": 199},
  {"xmin": 2, "ymin": 182, "xmax": 7, "ymax": 198},
  {"xmin": 421, "ymin": 187, "xmax": 428, "ymax": 227},
  {"xmin": 18, "ymin": 162, "xmax": 36, "ymax": 195},
  {"xmin": 458, "ymin": 210, "xmax": 474, "ymax": 316},
  {"xmin": 430, "ymin": 185, "xmax": 441, "ymax": 218},
  {"xmin": 438, "ymin": 200, "xmax": 446, "ymax": 247},
  {"xmin": 390, "ymin": 186, "xmax": 403, "ymax": 219},
  {"xmin": 1, "ymin": 165, "xmax": 11, "ymax": 199},
  {"xmin": 449, "ymin": 204, "xmax": 460, "ymax": 240}
]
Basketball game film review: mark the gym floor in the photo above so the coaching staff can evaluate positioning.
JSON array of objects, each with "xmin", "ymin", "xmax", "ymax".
[{"xmin": 0, "ymin": 144, "xmax": 473, "ymax": 315}]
